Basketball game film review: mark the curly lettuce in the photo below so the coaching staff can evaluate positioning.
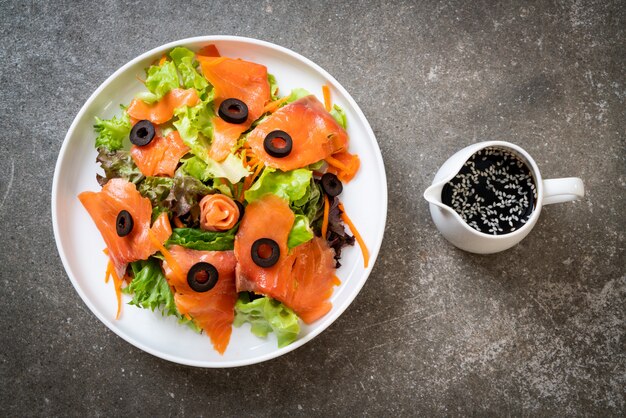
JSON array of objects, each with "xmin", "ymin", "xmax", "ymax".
[
  {"xmin": 96, "ymin": 149, "xmax": 144, "ymax": 186},
  {"xmin": 138, "ymin": 61, "xmax": 180, "ymax": 103},
  {"xmin": 124, "ymin": 258, "xmax": 199, "ymax": 332},
  {"xmin": 94, "ymin": 109, "xmax": 131, "ymax": 151},
  {"xmin": 170, "ymin": 47, "xmax": 208, "ymax": 91},
  {"xmin": 138, "ymin": 175, "xmax": 212, "ymax": 223}
]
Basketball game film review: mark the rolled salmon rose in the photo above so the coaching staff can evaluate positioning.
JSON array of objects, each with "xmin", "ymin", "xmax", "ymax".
[{"xmin": 199, "ymin": 194, "xmax": 240, "ymax": 231}]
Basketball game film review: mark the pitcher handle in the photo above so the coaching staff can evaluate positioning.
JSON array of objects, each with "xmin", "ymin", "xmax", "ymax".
[{"xmin": 542, "ymin": 178, "xmax": 585, "ymax": 205}]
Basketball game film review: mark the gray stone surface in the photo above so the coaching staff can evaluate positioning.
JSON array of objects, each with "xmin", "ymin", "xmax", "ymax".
[{"xmin": 1, "ymin": 0, "xmax": 624, "ymax": 416}]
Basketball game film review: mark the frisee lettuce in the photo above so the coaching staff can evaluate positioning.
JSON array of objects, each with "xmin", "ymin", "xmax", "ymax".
[
  {"xmin": 233, "ymin": 294, "xmax": 300, "ymax": 348},
  {"xmin": 170, "ymin": 47, "xmax": 209, "ymax": 91},
  {"xmin": 172, "ymin": 95, "xmax": 214, "ymax": 156},
  {"xmin": 124, "ymin": 258, "xmax": 200, "ymax": 332},
  {"xmin": 143, "ymin": 60, "xmax": 180, "ymax": 102},
  {"xmin": 138, "ymin": 175, "xmax": 212, "ymax": 224},
  {"xmin": 96, "ymin": 149, "xmax": 144, "ymax": 186},
  {"xmin": 94, "ymin": 109, "xmax": 132, "ymax": 151}
]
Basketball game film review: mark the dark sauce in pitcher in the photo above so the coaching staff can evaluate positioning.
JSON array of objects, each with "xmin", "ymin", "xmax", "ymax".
[{"xmin": 441, "ymin": 147, "xmax": 537, "ymax": 235}]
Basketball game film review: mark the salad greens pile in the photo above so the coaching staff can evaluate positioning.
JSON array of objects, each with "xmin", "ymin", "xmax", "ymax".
[{"xmin": 90, "ymin": 46, "xmax": 354, "ymax": 350}]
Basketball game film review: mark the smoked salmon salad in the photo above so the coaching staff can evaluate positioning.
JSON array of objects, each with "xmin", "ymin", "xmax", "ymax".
[{"xmin": 78, "ymin": 45, "xmax": 368, "ymax": 354}]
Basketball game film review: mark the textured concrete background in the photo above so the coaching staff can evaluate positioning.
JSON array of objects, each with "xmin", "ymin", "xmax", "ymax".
[{"xmin": 1, "ymin": 0, "xmax": 624, "ymax": 416}]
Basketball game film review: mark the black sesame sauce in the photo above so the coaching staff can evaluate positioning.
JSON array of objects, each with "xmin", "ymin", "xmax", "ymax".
[{"xmin": 441, "ymin": 147, "xmax": 537, "ymax": 235}]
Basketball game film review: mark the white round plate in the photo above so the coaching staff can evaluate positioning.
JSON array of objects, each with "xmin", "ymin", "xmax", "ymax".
[{"xmin": 52, "ymin": 36, "xmax": 387, "ymax": 367}]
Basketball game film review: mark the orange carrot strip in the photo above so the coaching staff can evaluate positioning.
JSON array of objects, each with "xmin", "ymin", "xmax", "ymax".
[
  {"xmin": 104, "ymin": 259, "xmax": 112, "ymax": 284},
  {"xmin": 109, "ymin": 261, "xmax": 123, "ymax": 320},
  {"xmin": 158, "ymin": 54, "xmax": 167, "ymax": 66},
  {"xmin": 262, "ymin": 96, "xmax": 290, "ymax": 114},
  {"xmin": 173, "ymin": 217, "xmax": 184, "ymax": 228},
  {"xmin": 338, "ymin": 203, "xmax": 369, "ymax": 268},
  {"xmin": 321, "ymin": 194, "xmax": 330, "ymax": 238},
  {"xmin": 332, "ymin": 275, "xmax": 342, "ymax": 286},
  {"xmin": 322, "ymin": 85, "xmax": 332, "ymax": 112},
  {"xmin": 325, "ymin": 155, "xmax": 348, "ymax": 171},
  {"xmin": 148, "ymin": 230, "xmax": 185, "ymax": 282}
]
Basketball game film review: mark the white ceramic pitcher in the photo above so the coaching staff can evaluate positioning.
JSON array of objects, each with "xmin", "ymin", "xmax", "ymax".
[{"xmin": 423, "ymin": 141, "xmax": 585, "ymax": 254}]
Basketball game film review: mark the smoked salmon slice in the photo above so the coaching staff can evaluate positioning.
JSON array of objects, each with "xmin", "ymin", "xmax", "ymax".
[
  {"xmin": 245, "ymin": 95, "xmax": 348, "ymax": 172},
  {"xmin": 234, "ymin": 194, "xmax": 337, "ymax": 324},
  {"xmin": 78, "ymin": 179, "xmax": 172, "ymax": 277},
  {"xmin": 130, "ymin": 130, "xmax": 190, "ymax": 177},
  {"xmin": 282, "ymin": 237, "xmax": 336, "ymax": 323},
  {"xmin": 197, "ymin": 56, "xmax": 270, "ymax": 161},
  {"xmin": 127, "ymin": 88, "xmax": 200, "ymax": 125},
  {"xmin": 234, "ymin": 194, "xmax": 294, "ymax": 298},
  {"xmin": 161, "ymin": 246, "xmax": 238, "ymax": 354}
]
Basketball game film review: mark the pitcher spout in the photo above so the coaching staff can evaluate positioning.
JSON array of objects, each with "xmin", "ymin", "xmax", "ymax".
[{"xmin": 423, "ymin": 182, "xmax": 445, "ymax": 206}]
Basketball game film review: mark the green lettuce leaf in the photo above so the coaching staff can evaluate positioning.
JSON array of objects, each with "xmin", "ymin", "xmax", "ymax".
[
  {"xmin": 173, "ymin": 96, "xmax": 214, "ymax": 157},
  {"xmin": 233, "ymin": 294, "xmax": 300, "ymax": 348},
  {"xmin": 245, "ymin": 168, "xmax": 312, "ymax": 204},
  {"xmin": 287, "ymin": 214, "xmax": 314, "ymax": 248},
  {"xmin": 94, "ymin": 109, "xmax": 131, "ymax": 151},
  {"xmin": 96, "ymin": 149, "xmax": 144, "ymax": 186},
  {"xmin": 268, "ymin": 73, "xmax": 279, "ymax": 101},
  {"xmin": 330, "ymin": 104, "xmax": 347, "ymax": 129},
  {"xmin": 170, "ymin": 47, "xmax": 209, "ymax": 91},
  {"xmin": 291, "ymin": 179, "xmax": 323, "ymax": 221},
  {"xmin": 143, "ymin": 61, "xmax": 180, "ymax": 102},
  {"xmin": 180, "ymin": 154, "xmax": 250, "ymax": 184},
  {"xmin": 124, "ymin": 258, "xmax": 200, "ymax": 332},
  {"xmin": 285, "ymin": 88, "xmax": 310, "ymax": 104},
  {"xmin": 166, "ymin": 227, "xmax": 236, "ymax": 251}
]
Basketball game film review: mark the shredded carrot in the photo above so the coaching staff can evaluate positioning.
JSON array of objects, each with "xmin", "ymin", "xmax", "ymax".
[
  {"xmin": 321, "ymin": 194, "xmax": 330, "ymax": 238},
  {"xmin": 158, "ymin": 54, "xmax": 167, "ymax": 66},
  {"xmin": 338, "ymin": 203, "xmax": 369, "ymax": 268},
  {"xmin": 262, "ymin": 96, "xmax": 290, "ymax": 114},
  {"xmin": 325, "ymin": 155, "xmax": 348, "ymax": 171},
  {"xmin": 322, "ymin": 85, "xmax": 332, "ymax": 112},
  {"xmin": 135, "ymin": 75, "xmax": 146, "ymax": 84},
  {"xmin": 148, "ymin": 230, "xmax": 185, "ymax": 282},
  {"xmin": 173, "ymin": 217, "xmax": 184, "ymax": 228},
  {"xmin": 239, "ymin": 162, "xmax": 265, "ymax": 201},
  {"xmin": 332, "ymin": 275, "xmax": 342, "ymax": 286},
  {"xmin": 109, "ymin": 261, "xmax": 123, "ymax": 320},
  {"xmin": 104, "ymin": 259, "xmax": 112, "ymax": 284},
  {"xmin": 327, "ymin": 152, "xmax": 360, "ymax": 183}
]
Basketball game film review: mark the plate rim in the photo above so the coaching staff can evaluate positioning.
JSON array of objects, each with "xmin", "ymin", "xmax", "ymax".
[{"xmin": 51, "ymin": 35, "xmax": 388, "ymax": 368}]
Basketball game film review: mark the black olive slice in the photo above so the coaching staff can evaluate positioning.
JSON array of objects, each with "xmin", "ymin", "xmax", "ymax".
[
  {"xmin": 251, "ymin": 238, "xmax": 280, "ymax": 268},
  {"xmin": 130, "ymin": 120, "xmax": 156, "ymax": 146},
  {"xmin": 218, "ymin": 98, "xmax": 248, "ymax": 124},
  {"xmin": 116, "ymin": 210, "xmax": 134, "ymax": 237},
  {"xmin": 263, "ymin": 130, "xmax": 293, "ymax": 158},
  {"xmin": 187, "ymin": 262, "xmax": 219, "ymax": 293},
  {"xmin": 235, "ymin": 200, "xmax": 245, "ymax": 224},
  {"xmin": 321, "ymin": 173, "xmax": 343, "ymax": 197}
]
